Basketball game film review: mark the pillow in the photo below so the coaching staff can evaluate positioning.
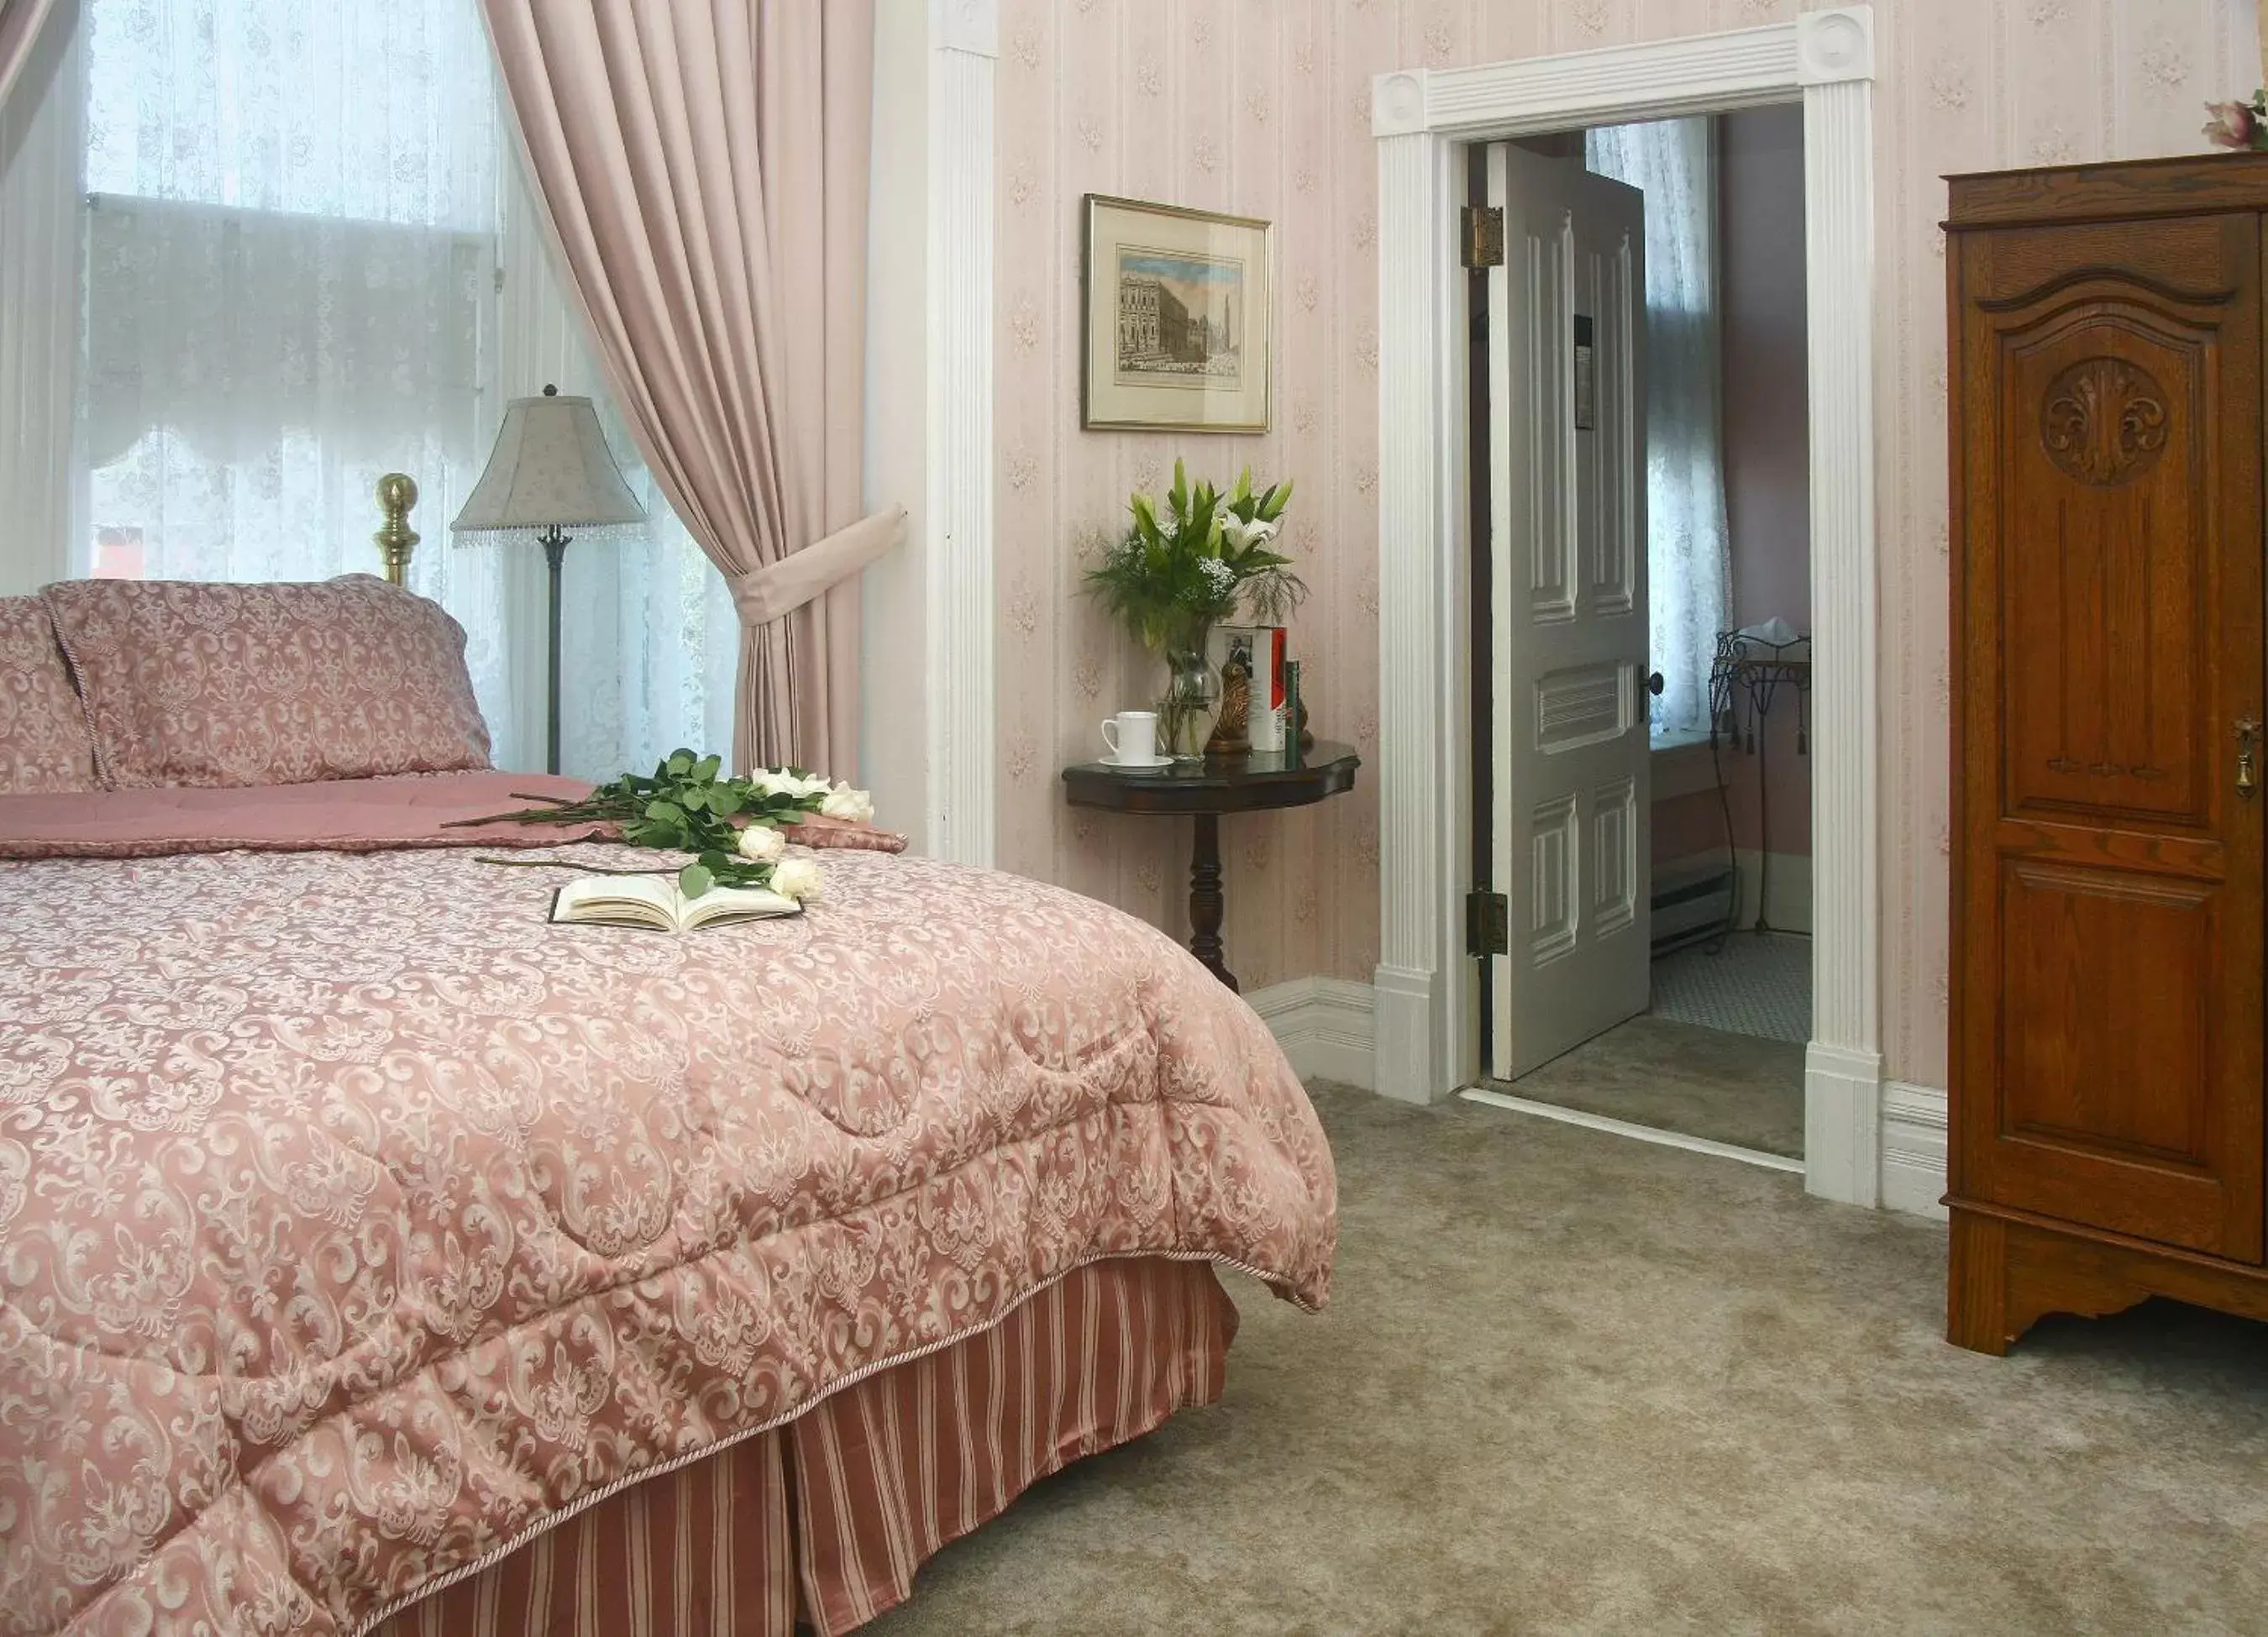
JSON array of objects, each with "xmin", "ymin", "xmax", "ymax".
[
  {"xmin": 0, "ymin": 595, "xmax": 98, "ymax": 793},
  {"xmin": 41, "ymin": 575, "xmax": 492, "ymax": 790},
  {"xmin": 781, "ymin": 813, "xmax": 910, "ymax": 854}
]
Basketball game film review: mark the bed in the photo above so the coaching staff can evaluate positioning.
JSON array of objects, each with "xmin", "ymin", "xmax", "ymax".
[{"xmin": 0, "ymin": 578, "xmax": 1336, "ymax": 1635}]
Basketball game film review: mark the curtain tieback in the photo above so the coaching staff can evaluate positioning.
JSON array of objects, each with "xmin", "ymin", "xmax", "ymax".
[{"xmin": 728, "ymin": 506, "xmax": 907, "ymax": 627}]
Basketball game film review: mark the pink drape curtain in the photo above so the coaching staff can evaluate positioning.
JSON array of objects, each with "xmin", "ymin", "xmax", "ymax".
[
  {"xmin": 0, "ymin": 0, "xmax": 57, "ymax": 112},
  {"xmin": 479, "ymin": 0, "xmax": 890, "ymax": 778}
]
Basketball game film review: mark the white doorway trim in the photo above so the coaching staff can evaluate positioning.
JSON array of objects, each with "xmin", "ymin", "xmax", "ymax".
[
  {"xmin": 862, "ymin": 0, "xmax": 997, "ymax": 868},
  {"xmin": 1369, "ymin": 9, "xmax": 1883, "ymax": 1207}
]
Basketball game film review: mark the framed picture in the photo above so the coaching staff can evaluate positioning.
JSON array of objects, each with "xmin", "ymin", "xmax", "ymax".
[{"xmin": 1082, "ymin": 194, "xmax": 1273, "ymax": 433}]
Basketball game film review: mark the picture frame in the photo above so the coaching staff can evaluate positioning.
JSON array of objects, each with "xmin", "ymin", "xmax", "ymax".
[{"xmin": 1082, "ymin": 194, "xmax": 1273, "ymax": 434}]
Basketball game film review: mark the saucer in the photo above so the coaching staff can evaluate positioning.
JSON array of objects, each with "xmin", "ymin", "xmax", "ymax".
[{"xmin": 1099, "ymin": 753, "xmax": 1175, "ymax": 770}]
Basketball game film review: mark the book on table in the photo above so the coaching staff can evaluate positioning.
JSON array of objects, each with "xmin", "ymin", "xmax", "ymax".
[
  {"xmin": 1210, "ymin": 624, "xmax": 1287, "ymax": 748},
  {"xmin": 549, "ymin": 874, "xmax": 801, "ymax": 932}
]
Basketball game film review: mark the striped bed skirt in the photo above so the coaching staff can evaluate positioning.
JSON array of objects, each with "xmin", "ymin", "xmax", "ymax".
[{"xmin": 370, "ymin": 1256, "xmax": 1239, "ymax": 1637}]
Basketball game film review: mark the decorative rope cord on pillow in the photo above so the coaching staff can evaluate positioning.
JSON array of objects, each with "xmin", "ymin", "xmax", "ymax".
[{"xmin": 725, "ymin": 506, "xmax": 907, "ymax": 629}]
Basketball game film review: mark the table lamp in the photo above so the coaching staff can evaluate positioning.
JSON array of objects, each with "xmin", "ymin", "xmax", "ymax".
[{"xmin": 453, "ymin": 386, "xmax": 647, "ymax": 774}]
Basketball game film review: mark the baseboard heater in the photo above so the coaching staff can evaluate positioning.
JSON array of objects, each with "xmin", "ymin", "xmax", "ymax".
[{"xmin": 1652, "ymin": 859, "xmax": 1734, "ymax": 956}]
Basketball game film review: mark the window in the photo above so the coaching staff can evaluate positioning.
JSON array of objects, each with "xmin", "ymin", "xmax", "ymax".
[
  {"xmin": 71, "ymin": 0, "xmax": 737, "ymax": 774},
  {"xmin": 1587, "ymin": 118, "xmax": 1730, "ymax": 742}
]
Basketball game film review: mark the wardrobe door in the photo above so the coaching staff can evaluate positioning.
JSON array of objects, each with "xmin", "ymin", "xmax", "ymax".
[{"xmin": 1952, "ymin": 212, "xmax": 2265, "ymax": 1260}]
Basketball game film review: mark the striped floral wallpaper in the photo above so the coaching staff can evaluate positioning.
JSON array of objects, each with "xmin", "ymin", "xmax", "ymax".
[{"xmin": 990, "ymin": 0, "xmax": 2257, "ymax": 1083}]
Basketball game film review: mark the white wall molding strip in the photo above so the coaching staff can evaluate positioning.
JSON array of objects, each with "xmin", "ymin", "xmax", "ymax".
[
  {"xmin": 925, "ymin": 0, "xmax": 996, "ymax": 868},
  {"xmin": 1369, "ymin": 7, "xmax": 1885, "ymax": 1208}
]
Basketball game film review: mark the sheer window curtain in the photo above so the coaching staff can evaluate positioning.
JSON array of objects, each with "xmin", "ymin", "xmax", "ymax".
[
  {"xmin": 18, "ymin": 0, "xmax": 737, "ymax": 774},
  {"xmin": 1587, "ymin": 118, "xmax": 1730, "ymax": 739},
  {"xmin": 493, "ymin": 154, "xmax": 739, "ymax": 776}
]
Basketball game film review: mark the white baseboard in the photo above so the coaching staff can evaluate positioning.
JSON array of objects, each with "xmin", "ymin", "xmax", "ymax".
[
  {"xmin": 1368, "ymin": 964, "xmax": 1436, "ymax": 1104},
  {"xmin": 1254, "ymin": 972, "xmax": 1947, "ymax": 1222},
  {"xmin": 1880, "ymin": 1079, "xmax": 1948, "ymax": 1220},
  {"xmin": 1803, "ymin": 1040, "xmax": 1882, "ymax": 1207},
  {"xmin": 1247, "ymin": 977, "xmax": 1375, "ymax": 1092}
]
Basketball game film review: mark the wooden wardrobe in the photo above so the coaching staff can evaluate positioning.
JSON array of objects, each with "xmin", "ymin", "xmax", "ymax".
[{"xmin": 1946, "ymin": 153, "xmax": 2268, "ymax": 1354}]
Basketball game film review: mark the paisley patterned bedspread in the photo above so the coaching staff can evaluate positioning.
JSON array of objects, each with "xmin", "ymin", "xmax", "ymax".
[{"xmin": 0, "ymin": 779, "xmax": 1336, "ymax": 1635}]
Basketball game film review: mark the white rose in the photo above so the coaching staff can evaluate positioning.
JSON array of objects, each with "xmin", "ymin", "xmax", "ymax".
[
  {"xmin": 749, "ymin": 768, "xmax": 795, "ymax": 798},
  {"xmin": 820, "ymin": 784, "xmax": 874, "ymax": 823},
  {"xmin": 770, "ymin": 856, "xmax": 825, "ymax": 904},
  {"xmin": 736, "ymin": 823, "xmax": 785, "ymax": 863},
  {"xmin": 793, "ymin": 774, "xmax": 836, "ymax": 801}
]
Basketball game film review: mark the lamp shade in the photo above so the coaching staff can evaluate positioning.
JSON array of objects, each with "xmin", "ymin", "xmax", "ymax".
[{"xmin": 451, "ymin": 386, "xmax": 647, "ymax": 533}]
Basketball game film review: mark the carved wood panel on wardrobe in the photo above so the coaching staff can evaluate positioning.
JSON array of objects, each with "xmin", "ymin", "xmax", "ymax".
[{"xmin": 1948, "ymin": 155, "xmax": 2268, "ymax": 1354}]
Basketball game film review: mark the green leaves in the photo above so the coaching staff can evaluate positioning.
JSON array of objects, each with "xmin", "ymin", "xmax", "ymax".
[
  {"xmin": 1084, "ymin": 463, "xmax": 1307, "ymax": 648},
  {"xmin": 470, "ymin": 748, "xmax": 843, "ymax": 899}
]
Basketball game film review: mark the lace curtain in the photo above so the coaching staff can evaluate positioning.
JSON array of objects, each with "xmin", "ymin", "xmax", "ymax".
[
  {"xmin": 64, "ymin": 0, "xmax": 736, "ymax": 775},
  {"xmin": 491, "ymin": 153, "xmax": 740, "ymax": 775},
  {"xmin": 1588, "ymin": 118, "xmax": 1730, "ymax": 740}
]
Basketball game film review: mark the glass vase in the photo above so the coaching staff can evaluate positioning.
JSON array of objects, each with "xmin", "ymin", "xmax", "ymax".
[{"xmin": 1156, "ymin": 642, "xmax": 1221, "ymax": 761}]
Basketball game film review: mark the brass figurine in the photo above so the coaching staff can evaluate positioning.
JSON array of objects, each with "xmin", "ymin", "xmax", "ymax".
[
  {"xmin": 1206, "ymin": 657, "xmax": 1252, "ymax": 755},
  {"xmin": 375, "ymin": 473, "xmax": 420, "ymax": 585}
]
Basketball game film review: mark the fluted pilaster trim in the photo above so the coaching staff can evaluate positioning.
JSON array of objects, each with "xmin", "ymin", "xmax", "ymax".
[
  {"xmin": 1373, "ymin": 129, "xmax": 1467, "ymax": 1103},
  {"xmin": 925, "ymin": 3, "xmax": 996, "ymax": 868},
  {"xmin": 1798, "ymin": 70, "xmax": 1882, "ymax": 1204}
]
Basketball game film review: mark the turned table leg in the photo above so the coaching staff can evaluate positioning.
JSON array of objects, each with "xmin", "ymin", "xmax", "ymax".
[{"xmin": 1188, "ymin": 812, "xmax": 1236, "ymax": 991}]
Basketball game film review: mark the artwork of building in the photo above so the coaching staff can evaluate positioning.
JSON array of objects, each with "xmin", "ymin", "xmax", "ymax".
[{"xmin": 1117, "ymin": 277, "xmax": 1160, "ymax": 357}]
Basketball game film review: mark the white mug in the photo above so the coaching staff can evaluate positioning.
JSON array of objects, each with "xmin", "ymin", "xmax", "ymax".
[{"xmin": 1100, "ymin": 710, "xmax": 1158, "ymax": 763}]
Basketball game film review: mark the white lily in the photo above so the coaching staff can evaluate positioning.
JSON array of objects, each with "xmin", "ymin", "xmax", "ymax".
[{"xmin": 1220, "ymin": 514, "xmax": 1279, "ymax": 552}]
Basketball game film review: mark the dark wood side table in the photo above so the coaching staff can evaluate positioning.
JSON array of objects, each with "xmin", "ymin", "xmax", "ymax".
[{"xmin": 1061, "ymin": 741, "xmax": 1360, "ymax": 992}]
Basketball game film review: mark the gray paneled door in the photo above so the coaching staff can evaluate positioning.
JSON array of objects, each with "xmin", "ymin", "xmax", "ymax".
[{"xmin": 1485, "ymin": 142, "xmax": 1651, "ymax": 1080}]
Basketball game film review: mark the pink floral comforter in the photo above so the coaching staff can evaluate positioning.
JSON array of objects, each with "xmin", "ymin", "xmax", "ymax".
[{"xmin": 0, "ymin": 779, "xmax": 1336, "ymax": 1636}]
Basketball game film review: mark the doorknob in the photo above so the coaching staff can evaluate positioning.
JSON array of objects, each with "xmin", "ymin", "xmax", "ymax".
[
  {"xmin": 2239, "ymin": 718, "xmax": 2260, "ymax": 798},
  {"xmin": 1646, "ymin": 671, "xmax": 1665, "ymax": 697}
]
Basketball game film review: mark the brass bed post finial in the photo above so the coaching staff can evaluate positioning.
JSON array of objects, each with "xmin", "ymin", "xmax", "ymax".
[{"xmin": 375, "ymin": 473, "xmax": 420, "ymax": 585}]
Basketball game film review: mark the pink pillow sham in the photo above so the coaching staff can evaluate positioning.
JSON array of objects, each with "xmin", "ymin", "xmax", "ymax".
[
  {"xmin": 41, "ymin": 575, "xmax": 492, "ymax": 790},
  {"xmin": 0, "ymin": 594, "xmax": 98, "ymax": 794}
]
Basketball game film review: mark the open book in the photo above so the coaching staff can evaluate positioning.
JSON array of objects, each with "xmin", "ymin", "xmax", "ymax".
[{"xmin": 550, "ymin": 874, "xmax": 801, "ymax": 933}]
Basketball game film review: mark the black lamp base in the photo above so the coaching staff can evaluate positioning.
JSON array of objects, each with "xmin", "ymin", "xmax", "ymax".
[{"xmin": 540, "ymin": 525, "xmax": 570, "ymax": 776}]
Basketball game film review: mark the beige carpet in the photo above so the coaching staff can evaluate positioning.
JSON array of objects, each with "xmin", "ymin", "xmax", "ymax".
[
  {"xmin": 864, "ymin": 1083, "xmax": 2268, "ymax": 1636},
  {"xmin": 1497, "ymin": 1013, "xmax": 1807, "ymax": 1157}
]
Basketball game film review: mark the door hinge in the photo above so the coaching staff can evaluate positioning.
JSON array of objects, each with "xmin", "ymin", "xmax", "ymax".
[
  {"xmin": 1466, "ymin": 889, "xmax": 1509, "ymax": 958},
  {"xmin": 1460, "ymin": 204, "xmax": 1504, "ymax": 270}
]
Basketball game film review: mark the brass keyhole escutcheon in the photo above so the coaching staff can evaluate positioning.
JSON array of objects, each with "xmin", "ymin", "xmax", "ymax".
[{"xmin": 2239, "ymin": 718, "xmax": 2260, "ymax": 798}]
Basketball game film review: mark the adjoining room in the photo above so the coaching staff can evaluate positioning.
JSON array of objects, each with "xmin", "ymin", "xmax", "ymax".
[{"xmin": 1462, "ymin": 107, "xmax": 1814, "ymax": 1169}]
